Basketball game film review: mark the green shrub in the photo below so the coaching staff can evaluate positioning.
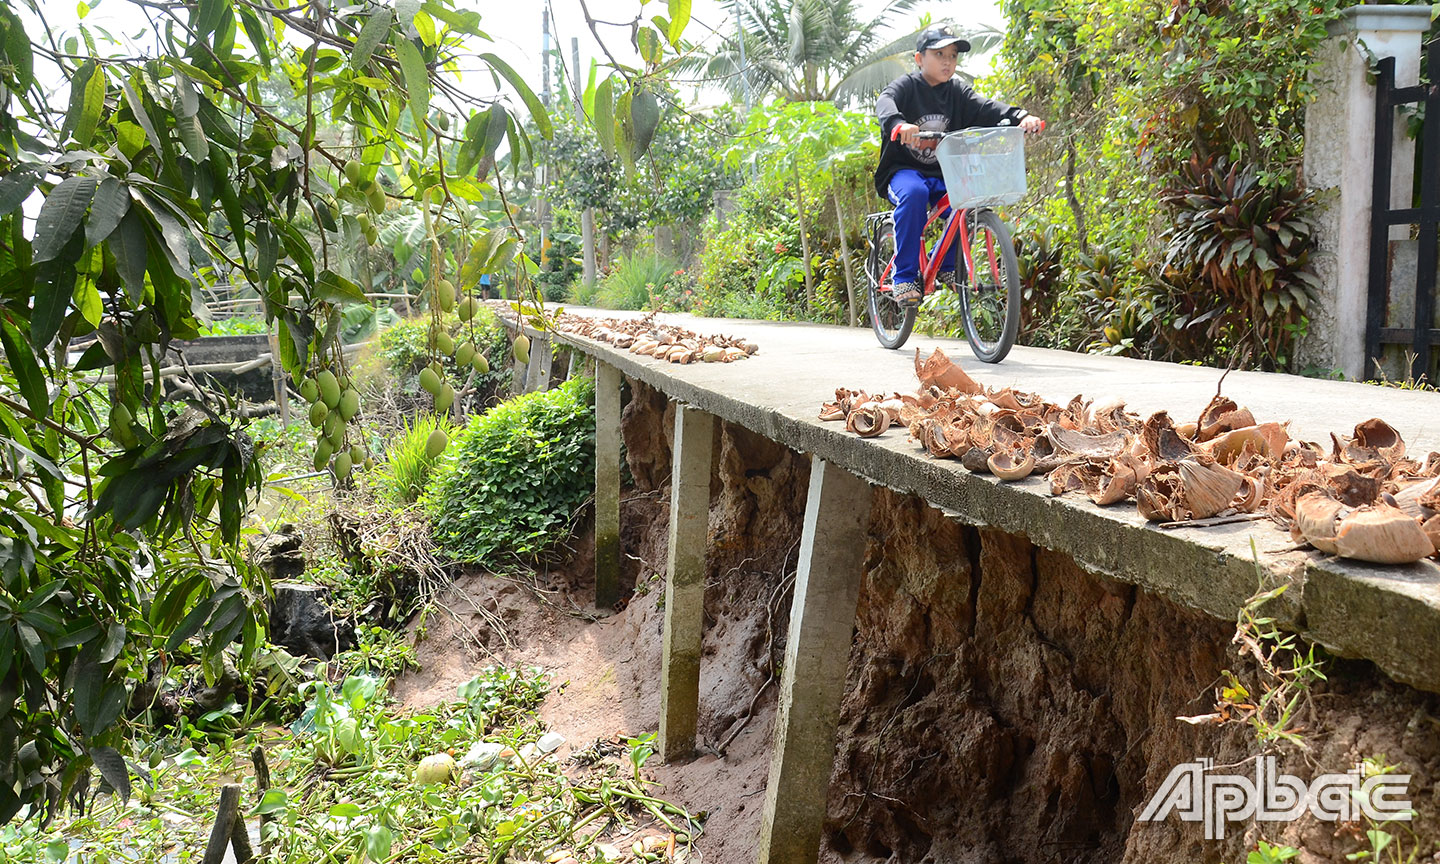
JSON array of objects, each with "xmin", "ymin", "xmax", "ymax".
[
  {"xmin": 424, "ymin": 376, "xmax": 596, "ymax": 563},
  {"xmin": 594, "ymin": 252, "xmax": 680, "ymax": 310},
  {"xmin": 380, "ymin": 413, "xmax": 454, "ymax": 503}
]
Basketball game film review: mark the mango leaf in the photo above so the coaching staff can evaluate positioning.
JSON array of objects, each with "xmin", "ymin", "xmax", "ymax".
[
  {"xmin": 636, "ymin": 27, "xmax": 662, "ymax": 66},
  {"xmin": 630, "ymin": 88, "xmax": 661, "ymax": 158},
  {"xmin": 315, "ymin": 270, "xmax": 367, "ymax": 305},
  {"xmin": 350, "ymin": 6, "xmax": 392, "ymax": 70},
  {"xmin": 89, "ymin": 747, "xmax": 131, "ymax": 802},
  {"xmin": 0, "ymin": 319, "xmax": 47, "ymax": 421},
  {"xmin": 33, "ymin": 176, "xmax": 97, "ymax": 263},
  {"xmin": 111, "ymin": 208, "xmax": 148, "ymax": 303},
  {"xmin": 73, "ymin": 279, "xmax": 102, "ymax": 327},
  {"xmin": 64, "ymin": 61, "xmax": 106, "ymax": 148},
  {"xmin": 479, "ymin": 52, "xmax": 551, "ymax": 139},
  {"xmin": 119, "ymin": 79, "xmax": 164, "ymax": 155},
  {"xmin": 394, "ymin": 37, "xmax": 429, "ymax": 129},
  {"xmin": 0, "ymin": 165, "xmax": 39, "ymax": 215},
  {"xmin": 86, "ymin": 177, "xmax": 130, "ymax": 248},
  {"xmin": 593, "ymin": 76, "xmax": 615, "ymax": 158},
  {"xmin": 667, "ymin": 0, "xmax": 691, "ymax": 45}
]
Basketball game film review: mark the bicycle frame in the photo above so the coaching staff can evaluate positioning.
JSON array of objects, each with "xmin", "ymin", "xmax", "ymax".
[{"xmin": 878, "ymin": 195, "xmax": 1003, "ymax": 300}]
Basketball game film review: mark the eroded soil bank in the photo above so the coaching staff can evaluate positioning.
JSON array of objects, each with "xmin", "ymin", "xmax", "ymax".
[{"xmin": 403, "ymin": 377, "xmax": 1440, "ymax": 864}]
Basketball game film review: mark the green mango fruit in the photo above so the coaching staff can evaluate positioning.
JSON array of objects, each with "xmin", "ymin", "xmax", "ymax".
[
  {"xmin": 344, "ymin": 160, "xmax": 364, "ymax": 184},
  {"xmin": 313, "ymin": 439, "xmax": 334, "ymax": 471},
  {"xmin": 454, "ymin": 341, "xmax": 475, "ymax": 366},
  {"xmin": 424, "ymin": 428, "xmax": 449, "ymax": 459},
  {"xmin": 436, "ymin": 279, "xmax": 456, "ymax": 312},
  {"xmin": 434, "ymin": 383, "xmax": 455, "ymax": 413},
  {"xmin": 333, "ymin": 451, "xmax": 353, "ymax": 479},
  {"xmin": 299, "ymin": 377, "xmax": 320, "ymax": 404},
  {"xmin": 350, "ymin": 444, "xmax": 365, "ymax": 464},
  {"xmin": 435, "ymin": 332, "xmax": 455, "ymax": 355},
  {"xmin": 471, "ymin": 353, "xmax": 490, "ymax": 375},
  {"xmin": 323, "ymin": 410, "xmax": 344, "ymax": 440},
  {"xmin": 338, "ymin": 388, "xmax": 360, "ymax": 421},
  {"xmin": 419, "ymin": 366, "xmax": 442, "ymax": 395},
  {"xmin": 457, "ymin": 296, "xmax": 477, "ymax": 322},
  {"xmin": 309, "ymin": 400, "xmax": 329, "ymax": 428},
  {"xmin": 512, "ymin": 333, "xmax": 531, "ymax": 364},
  {"xmin": 317, "ymin": 370, "xmax": 341, "ymax": 408},
  {"xmin": 367, "ymin": 182, "xmax": 386, "ymax": 214}
]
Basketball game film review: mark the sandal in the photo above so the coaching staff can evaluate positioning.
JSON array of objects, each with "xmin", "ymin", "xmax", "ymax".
[{"xmin": 891, "ymin": 282, "xmax": 922, "ymax": 307}]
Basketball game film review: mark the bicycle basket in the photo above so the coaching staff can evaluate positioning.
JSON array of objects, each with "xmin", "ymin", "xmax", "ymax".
[{"xmin": 936, "ymin": 127, "xmax": 1027, "ymax": 209}]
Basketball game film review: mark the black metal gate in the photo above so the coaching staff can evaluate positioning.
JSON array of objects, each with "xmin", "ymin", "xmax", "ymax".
[{"xmin": 1367, "ymin": 52, "xmax": 1440, "ymax": 382}]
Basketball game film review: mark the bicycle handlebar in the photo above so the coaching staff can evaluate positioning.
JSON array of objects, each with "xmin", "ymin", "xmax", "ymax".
[{"xmin": 889, "ymin": 121, "xmax": 1046, "ymax": 142}]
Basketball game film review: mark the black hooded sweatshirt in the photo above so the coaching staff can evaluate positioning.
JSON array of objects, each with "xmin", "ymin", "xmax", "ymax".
[{"xmin": 873, "ymin": 70, "xmax": 1029, "ymax": 198}]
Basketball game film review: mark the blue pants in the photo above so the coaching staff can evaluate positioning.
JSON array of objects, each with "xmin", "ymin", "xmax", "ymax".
[{"xmin": 887, "ymin": 169, "xmax": 957, "ymax": 285}]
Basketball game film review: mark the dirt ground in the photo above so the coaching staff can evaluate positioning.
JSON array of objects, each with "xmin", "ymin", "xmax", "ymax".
[{"xmin": 395, "ymin": 376, "xmax": 1440, "ymax": 864}]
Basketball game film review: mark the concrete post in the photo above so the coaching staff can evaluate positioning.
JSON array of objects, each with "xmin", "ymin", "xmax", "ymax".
[
  {"xmin": 526, "ymin": 335, "xmax": 552, "ymax": 392},
  {"xmin": 757, "ymin": 459, "xmax": 873, "ymax": 864},
  {"xmin": 510, "ymin": 328, "xmax": 528, "ymax": 396},
  {"xmin": 659, "ymin": 405, "xmax": 715, "ymax": 763},
  {"xmin": 594, "ymin": 362, "xmax": 623, "ymax": 609},
  {"xmin": 1302, "ymin": 6, "xmax": 1431, "ymax": 379}
]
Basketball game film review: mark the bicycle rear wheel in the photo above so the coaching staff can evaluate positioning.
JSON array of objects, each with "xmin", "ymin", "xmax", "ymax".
[
  {"xmin": 959, "ymin": 209, "xmax": 1022, "ymax": 363},
  {"xmin": 865, "ymin": 215, "xmax": 916, "ymax": 350}
]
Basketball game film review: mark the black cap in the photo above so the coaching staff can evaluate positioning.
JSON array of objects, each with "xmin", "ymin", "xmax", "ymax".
[{"xmin": 916, "ymin": 25, "xmax": 970, "ymax": 54}]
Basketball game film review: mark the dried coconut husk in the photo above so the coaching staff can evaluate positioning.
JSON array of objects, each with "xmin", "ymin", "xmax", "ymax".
[
  {"xmin": 1092, "ymin": 397, "xmax": 1140, "ymax": 434},
  {"xmin": 988, "ymin": 449, "xmax": 1035, "ymax": 481},
  {"xmin": 1140, "ymin": 411, "xmax": 1198, "ymax": 462},
  {"xmin": 1196, "ymin": 395, "xmax": 1256, "ymax": 442},
  {"xmin": 1422, "ymin": 514, "xmax": 1440, "ymax": 554},
  {"xmin": 1201, "ymin": 422, "xmax": 1290, "ymax": 465},
  {"xmin": 1137, "ymin": 465, "xmax": 1181, "ymax": 521},
  {"xmin": 1422, "ymin": 452, "xmax": 1440, "ymax": 476},
  {"xmin": 942, "ymin": 422, "xmax": 972, "ymax": 456},
  {"xmin": 819, "ymin": 402, "xmax": 846, "ymax": 421},
  {"xmin": 1333, "ymin": 504, "xmax": 1435, "ymax": 564},
  {"xmin": 1391, "ymin": 476, "xmax": 1440, "ymax": 521},
  {"xmin": 1085, "ymin": 457, "xmax": 1143, "ymax": 506},
  {"xmin": 877, "ymin": 398, "xmax": 906, "ymax": 423},
  {"xmin": 1137, "ymin": 457, "xmax": 1245, "ymax": 521},
  {"xmin": 1050, "ymin": 462, "xmax": 1089, "ymax": 496},
  {"xmin": 1292, "ymin": 490, "xmax": 1345, "ymax": 554},
  {"xmin": 1054, "ymin": 395, "xmax": 1091, "ymax": 431},
  {"xmin": 1332, "ymin": 418, "xmax": 1406, "ymax": 465},
  {"xmin": 914, "ymin": 347, "xmax": 982, "ymax": 395},
  {"xmin": 912, "ymin": 419, "xmax": 953, "ymax": 458},
  {"xmin": 846, "ymin": 404, "xmax": 891, "ymax": 437},
  {"xmin": 1322, "ymin": 463, "xmax": 1383, "ymax": 507},
  {"xmin": 1045, "ymin": 423, "xmax": 1131, "ymax": 460}
]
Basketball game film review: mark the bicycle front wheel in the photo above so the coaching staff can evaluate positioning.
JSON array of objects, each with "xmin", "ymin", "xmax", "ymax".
[
  {"xmin": 959, "ymin": 209, "xmax": 1022, "ymax": 363},
  {"xmin": 865, "ymin": 215, "xmax": 916, "ymax": 350}
]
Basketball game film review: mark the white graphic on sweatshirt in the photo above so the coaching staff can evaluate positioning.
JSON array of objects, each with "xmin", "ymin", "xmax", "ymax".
[{"xmin": 905, "ymin": 113, "xmax": 948, "ymax": 164}]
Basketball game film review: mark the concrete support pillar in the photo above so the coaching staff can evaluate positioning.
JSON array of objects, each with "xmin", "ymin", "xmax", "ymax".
[
  {"xmin": 659, "ymin": 405, "xmax": 715, "ymax": 763},
  {"xmin": 525, "ymin": 335, "xmax": 552, "ymax": 392},
  {"xmin": 582, "ymin": 207, "xmax": 597, "ymax": 293},
  {"xmin": 594, "ymin": 362, "xmax": 623, "ymax": 609},
  {"xmin": 509, "ymin": 328, "xmax": 528, "ymax": 396},
  {"xmin": 1302, "ymin": 6, "xmax": 1430, "ymax": 379},
  {"xmin": 757, "ymin": 459, "xmax": 873, "ymax": 864}
]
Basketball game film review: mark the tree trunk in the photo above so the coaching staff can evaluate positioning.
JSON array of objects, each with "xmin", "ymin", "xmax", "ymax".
[
  {"xmin": 793, "ymin": 159, "xmax": 814, "ymax": 308},
  {"xmin": 655, "ymin": 223, "xmax": 674, "ymax": 260},
  {"xmin": 833, "ymin": 191, "xmax": 857, "ymax": 327},
  {"xmin": 582, "ymin": 207, "xmax": 596, "ymax": 293},
  {"xmin": 1066, "ymin": 140, "xmax": 1088, "ymax": 254}
]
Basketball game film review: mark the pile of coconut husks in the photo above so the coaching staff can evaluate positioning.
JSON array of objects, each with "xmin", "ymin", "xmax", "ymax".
[
  {"xmin": 551, "ymin": 312, "xmax": 758, "ymax": 364},
  {"xmin": 819, "ymin": 348, "xmax": 1440, "ymax": 565}
]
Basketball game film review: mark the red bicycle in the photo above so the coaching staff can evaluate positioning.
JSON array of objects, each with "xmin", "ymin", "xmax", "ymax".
[{"xmin": 864, "ymin": 126, "xmax": 1033, "ymax": 362}]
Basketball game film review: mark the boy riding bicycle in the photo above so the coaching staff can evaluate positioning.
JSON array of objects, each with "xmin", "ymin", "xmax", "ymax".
[{"xmin": 875, "ymin": 25, "xmax": 1044, "ymax": 307}]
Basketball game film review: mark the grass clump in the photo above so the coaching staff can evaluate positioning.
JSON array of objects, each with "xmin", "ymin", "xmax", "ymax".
[
  {"xmin": 380, "ymin": 414, "xmax": 454, "ymax": 504},
  {"xmin": 589, "ymin": 252, "xmax": 680, "ymax": 310},
  {"xmin": 424, "ymin": 376, "xmax": 595, "ymax": 563}
]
